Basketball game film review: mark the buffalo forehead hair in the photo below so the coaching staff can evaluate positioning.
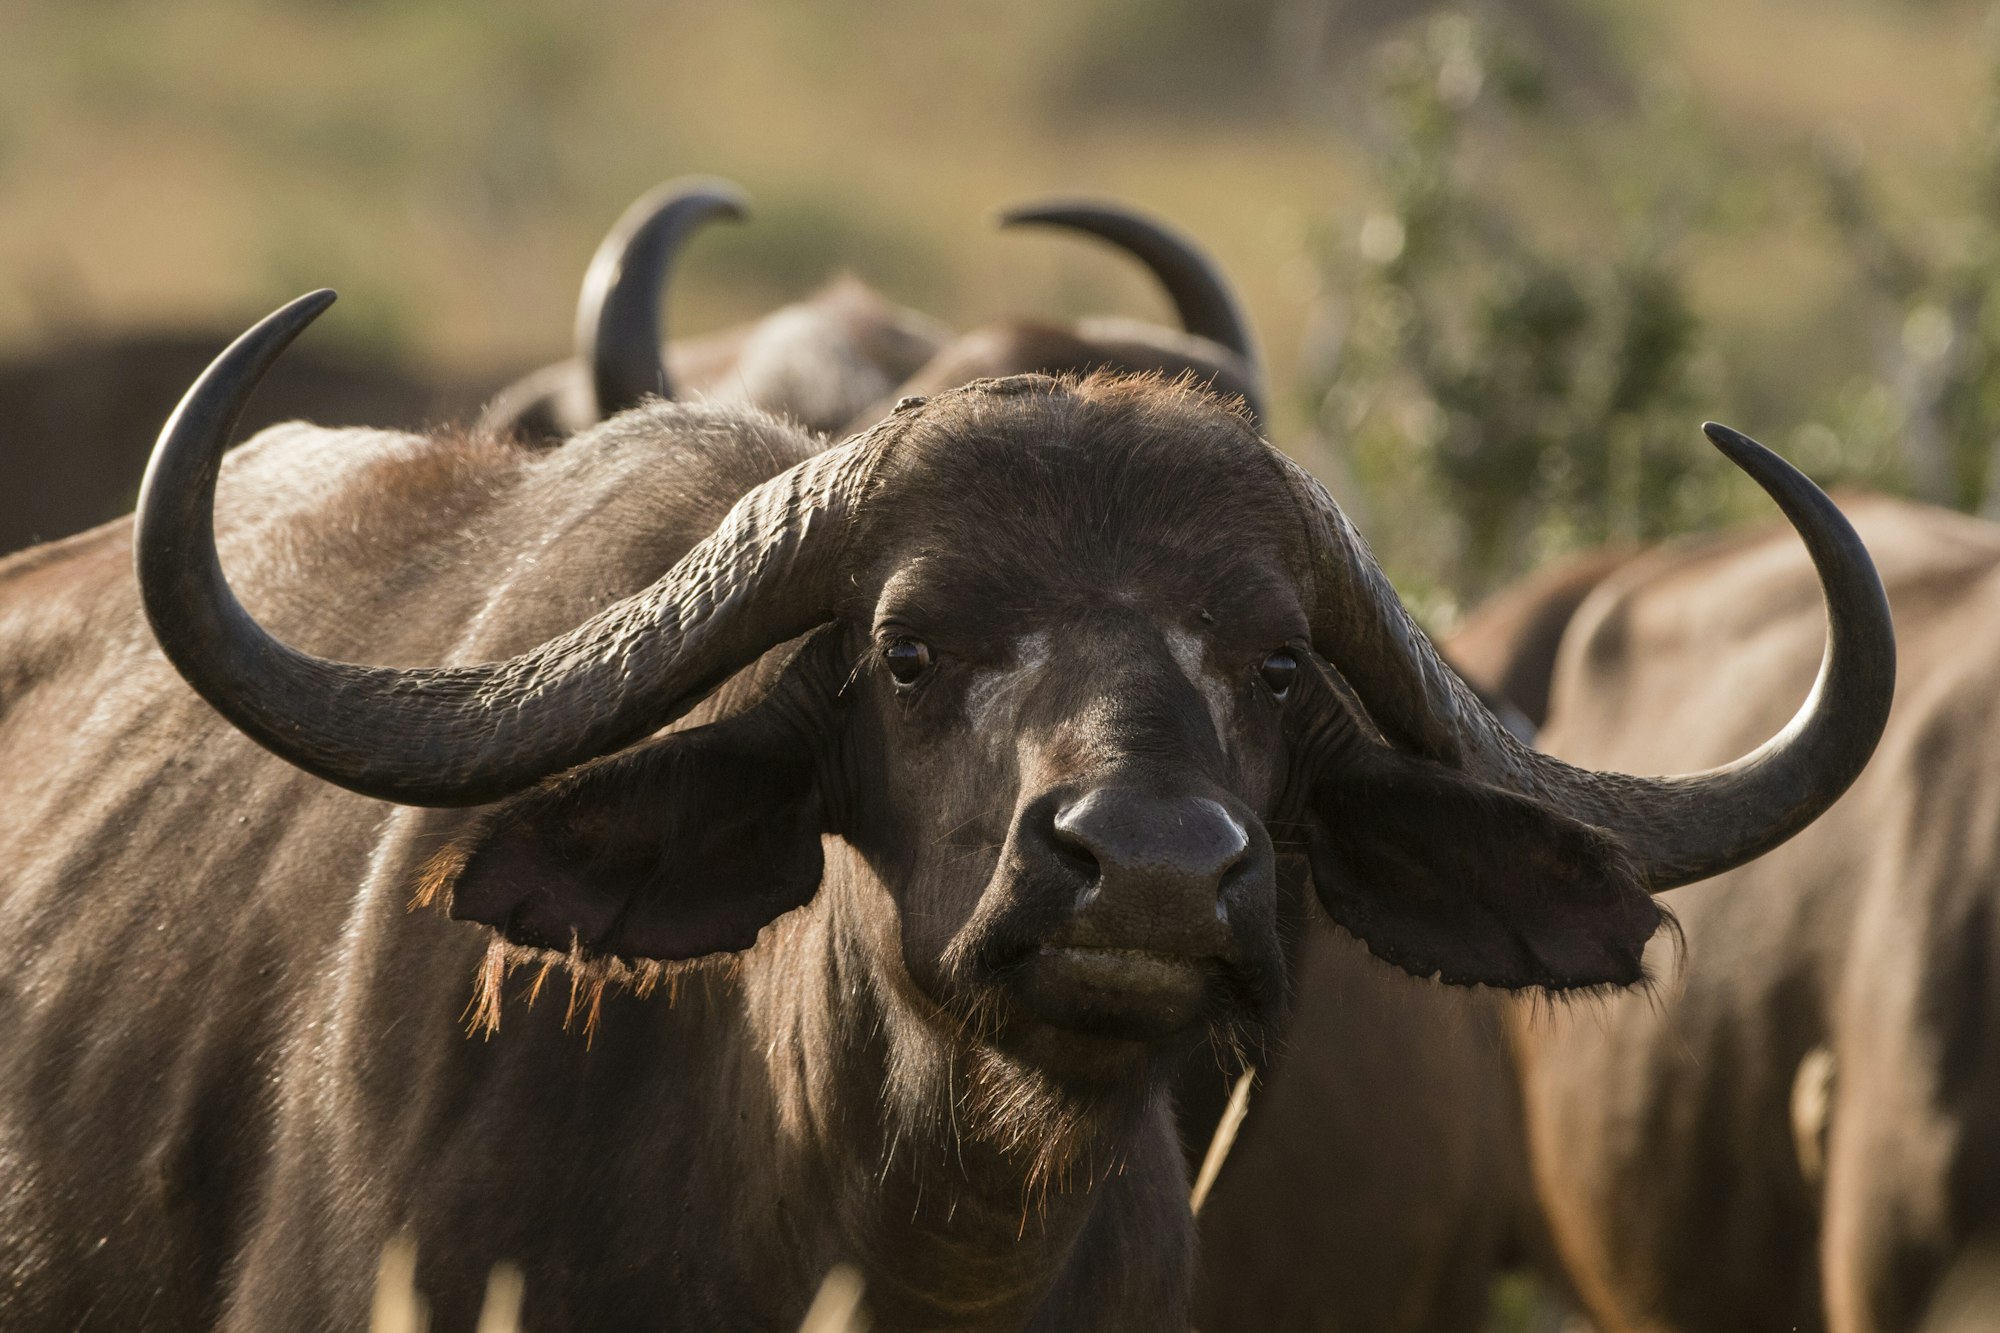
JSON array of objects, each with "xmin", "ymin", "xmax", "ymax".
[{"xmin": 854, "ymin": 371, "xmax": 1295, "ymax": 586}]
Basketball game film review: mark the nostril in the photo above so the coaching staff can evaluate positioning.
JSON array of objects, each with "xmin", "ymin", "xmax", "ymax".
[
  {"xmin": 1051, "ymin": 790, "xmax": 1254, "ymax": 902},
  {"xmin": 1047, "ymin": 817, "xmax": 1103, "ymax": 880}
]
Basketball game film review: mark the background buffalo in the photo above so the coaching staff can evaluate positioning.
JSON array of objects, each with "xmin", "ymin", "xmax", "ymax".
[
  {"xmin": 8, "ymin": 0, "xmax": 2000, "ymax": 1327},
  {"xmin": 0, "ymin": 329, "xmax": 512, "ymax": 555}
]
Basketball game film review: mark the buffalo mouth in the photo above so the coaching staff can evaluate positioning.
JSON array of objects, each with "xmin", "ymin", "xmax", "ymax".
[{"xmin": 1013, "ymin": 943, "xmax": 1220, "ymax": 1042}]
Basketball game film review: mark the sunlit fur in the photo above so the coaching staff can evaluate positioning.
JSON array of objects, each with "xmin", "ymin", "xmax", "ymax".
[
  {"xmin": 435, "ymin": 374, "xmax": 1303, "ymax": 1214},
  {"xmin": 0, "ymin": 372, "xmax": 1662, "ymax": 1330}
]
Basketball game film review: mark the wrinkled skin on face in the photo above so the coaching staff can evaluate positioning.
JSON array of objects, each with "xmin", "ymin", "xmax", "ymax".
[
  {"xmin": 441, "ymin": 377, "xmax": 1658, "ymax": 1114},
  {"xmin": 442, "ymin": 385, "xmax": 1318, "ymax": 1103},
  {"xmin": 4, "ymin": 352, "xmax": 1886, "ymax": 1330},
  {"xmin": 841, "ymin": 409, "xmax": 1302, "ymax": 1079}
]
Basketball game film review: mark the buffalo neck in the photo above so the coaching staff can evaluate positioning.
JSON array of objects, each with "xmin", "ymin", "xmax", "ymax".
[{"xmin": 736, "ymin": 843, "xmax": 1193, "ymax": 1330}]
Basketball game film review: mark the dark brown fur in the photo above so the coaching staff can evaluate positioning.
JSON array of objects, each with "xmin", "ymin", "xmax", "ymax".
[
  {"xmin": 1206, "ymin": 498, "xmax": 2000, "ymax": 1333},
  {"xmin": 483, "ymin": 276, "xmax": 951, "ymax": 441},
  {"xmin": 844, "ymin": 320, "xmax": 1258, "ymax": 434},
  {"xmin": 0, "ymin": 327, "xmax": 514, "ymax": 556},
  {"xmin": 1510, "ymin": 495, "xmax": 2000, "ymax": 1333},
  {"xmin": 0, "ymin": 375, "xmax": 1660, "ymax": 1330}
]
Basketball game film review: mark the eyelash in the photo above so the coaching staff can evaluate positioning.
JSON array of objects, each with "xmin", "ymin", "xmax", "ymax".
[{"xmin": 881, "ymin": 635, "xmax": 934, "ymax": 689}]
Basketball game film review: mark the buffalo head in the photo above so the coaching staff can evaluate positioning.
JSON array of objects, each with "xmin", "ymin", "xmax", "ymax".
[
  {"xmin": 482, "ymin": 179, "xmax": 1263, "ymax": 446},
  {"xmin": 135, "ymin": 294, "xmax": 1894, "ymax": 1085},
  {"xmin": 844, "ymin": 200, "xmax": 1264, "ymax": 430},
  {"xmin": 477, "ymin": 177, "xmax": 949, "ymax": 442}
]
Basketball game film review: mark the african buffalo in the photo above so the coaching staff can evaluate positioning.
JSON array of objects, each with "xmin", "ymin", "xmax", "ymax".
[
  {"xmin": 477, "ymin": 178, "xmax": 952, "ymax": 442},
  {"xmin": 0, "ymin": 327, "xmax": 508, "ymax": 557},
  {"xmin": 517, "ymin": 180, "xmax": 1278, "ymax": 1198},
  {"xmin": 845, "ymin": 200, "xmax": 1262, "ymax": 429},
  {"xmin": 1190, "ymin": 551, "xmax": 1648, "ymax": 1333},
  {"xmin": 1245, "ymin": 496, "xmax": 2000, "ymax": 1331},
  {"xmin": 1464, "ymin": 493, "xmax": 1997, "ymax": 1333},
  {"xmin": 483, "ymin": 179, "xmax": 1261, "ymax": 444},
  {"xmin": 0, "ymin": 285, "xmax": 1889, "ymax": 1329},
  {"xmin": 1191, "ymin": 923, "xmax": 1546, "ymax": 1333}
]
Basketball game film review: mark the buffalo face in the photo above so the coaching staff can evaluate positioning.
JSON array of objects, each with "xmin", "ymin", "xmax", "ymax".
[
  {"xmin": 424, "ymin": 379, "xmax": 1672, "ymax": 1084},
  {"xmin": 434, "ymin": 385, "xmax": 1310, "ymax": 1079},
  {"xmin": 140, "ymin": 291, "xmax": 1896, "ymax": 1096},
  {"xmin": 838, "ymin": 433, "xmax": 1305, "ymax": 1071}
]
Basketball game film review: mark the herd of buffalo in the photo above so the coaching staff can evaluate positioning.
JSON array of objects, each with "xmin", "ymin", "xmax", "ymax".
[{"xmin": 0, "ymin": 175, "xmax": 1988, "ymax": 1331}]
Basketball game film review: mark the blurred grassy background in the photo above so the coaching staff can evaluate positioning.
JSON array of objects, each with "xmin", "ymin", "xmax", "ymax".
[{"xmin": 2, "ymin": 0, "xmax": 1993, "ymax": 602}]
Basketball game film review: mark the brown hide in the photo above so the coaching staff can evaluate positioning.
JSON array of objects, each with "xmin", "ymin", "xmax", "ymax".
[
  {"xmin": 670, "ymin": 277, "xmax": 949, "ymax": 432},
  {"xmin": 1207, "ymin": 501, "xmax": 1999, "ymax": 1333},
  {"xmin": 10, "ymin": 375, "xmax": 1675, "ymax": 1330},
  {"xmin": 480, "ymin": 275, "xmax": 951, "ymax": 441},
  {"xmin": 1514, "ymin": 495, "xmax": 2000, "ymax": 1333},
  {"xmin": 4, "ymin": 280, "xmax": 1892, "ymax": 1332},
  {"xmin": 844, "ymin": 317, "xmax": 1259, "ymax": 436},
  {"xmin": 9, "ymin": 376, "xmax": 1864, "ymax": 1328},
  {"xmin": 1445, "ymin": 545, "xmax": 1640, "ymax": 730},
  {"xmin": 2, "ymin": 403, "xmax": 1222, "ymax": 1330},
  {"xmin": 0, "ymin": 328, "xmax": 510, "ymax": 555},
  {"xmin": 1191, "ymin": 557, "xmax": 1630, "ymax": 1333},
  {"xmin": 1193, "ymin": 928, "xmax": 1541, "ymax": 1333}
]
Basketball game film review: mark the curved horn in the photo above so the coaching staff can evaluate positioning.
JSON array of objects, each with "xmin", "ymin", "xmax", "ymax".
[
  {"xmin": 576, "ymin": 177, "xmax": 749, "ymax": 420},
  {"xmin": 138, "ymin": 293, "xmax": 877, "ymax": 808},
  {"xmin": 1000, "ymin": 200, "xmax": 1261, "ymax": 371},
  {"xmin": 1276, "ymin": 423, "xmax": 1895, "ymax": 890}
]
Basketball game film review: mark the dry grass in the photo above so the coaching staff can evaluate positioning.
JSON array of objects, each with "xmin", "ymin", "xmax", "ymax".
[
  {"xmin": 370, "ymin": 1237, "xmax": 528, "ymax": 1333},
  {"xmin": 1188, "ymin": 1068, "xmax": 1256, "ymax": 1215},
  {"xmin": 368, "ymin": 1239, "xmax": 868, "ymax": 1333},
  {"xmin": 797, "ymin": 1266, "xmax": 871, "ymax": 1333},
  {"xmin": 359, "ymin": 1075, "xmax": 1267, "ymax": 1331}
]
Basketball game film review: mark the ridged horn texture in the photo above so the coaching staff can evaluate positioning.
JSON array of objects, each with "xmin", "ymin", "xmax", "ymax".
[
  {"xmin": 142, "ymin": 305, "xmax": 1893, "ymax": 884},
  {"xmin": 136, "ymin": 291, "xmax": 879, "ymax": 808},
  {"xmin": 1274, "ymin": 422, "xmax": 1897, "ymax": 891},
  {"xmin": 1000, "ymin": 199, "xmax": 1261, "ymax": 368},
  {"xmin": 575, "ymin": 177, "xmax": 749, "ymax": 420}
]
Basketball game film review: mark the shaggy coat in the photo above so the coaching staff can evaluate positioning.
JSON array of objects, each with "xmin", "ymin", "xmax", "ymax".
[
  {"xmin": 0, "ymin": 369, "xmax": 1857, "ymax": 1330},
  {"xmin": 1504, "ymin": 496, "xmax": 2000, "ymax": 1333},
  {"xmin": 1217, "ymin": 497, "xmax": 1995, "ymax": 1333}
]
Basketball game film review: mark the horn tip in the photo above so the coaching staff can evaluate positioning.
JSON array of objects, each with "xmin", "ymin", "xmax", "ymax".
[
  {"xmin": 996, "ymin": 200, "xmax": 1088, "ymax": 230},
  {"xmin": 249, "ymin": 290, "xmax": 338, "ymax": 345},
  {"xmin": 287, "ymin": 288, "xmax": 339, "ymax": 320},
  {"xmin": 706, "ymin": 185, "xmax": 752, "ymax": 223},
  {"xmin": 1701, "ymin": 421, "xmax": 1778, "ymax": 469},
  {"xmin": 1702, "ymin": 420, "xmax": 1755, "ymax": 451},
  {"xmin": 612, "ymin": 178, "xmax": 753, "ymax": 244},
  {"xmin": 666, "ymin": 175, "xmax": 753, "ymax": 221}
]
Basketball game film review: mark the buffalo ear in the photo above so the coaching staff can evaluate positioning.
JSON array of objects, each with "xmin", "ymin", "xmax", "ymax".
[
  {"xmin": 1292, "ymin": 665, "xmax": 1661, "ymax": 990},
  {"xmin": 420, "ymin": 654, "xmax": 833, "ymax": 963}
]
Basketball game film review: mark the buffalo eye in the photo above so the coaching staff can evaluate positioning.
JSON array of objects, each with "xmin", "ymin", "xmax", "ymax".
[
  {"xmin": 883, "ymin": 638, "xmax": 933, "ymax": 686},
  {"xmin": 1260, "ymin": 651, "xmax": 1298, "ymax": 696}
]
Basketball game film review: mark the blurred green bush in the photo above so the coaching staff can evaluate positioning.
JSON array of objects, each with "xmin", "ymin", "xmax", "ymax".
[
  {"xmin": 1302, "ymin": 2, "xmax": 2000, "ymax": 612},
  {"xmin": 1814, "ymin": 4, "xmax": 2000, "ymax": 515},
  {"xmin": 1303, "ymin": 14, "xmax": 1723, "ymax": 607}
]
